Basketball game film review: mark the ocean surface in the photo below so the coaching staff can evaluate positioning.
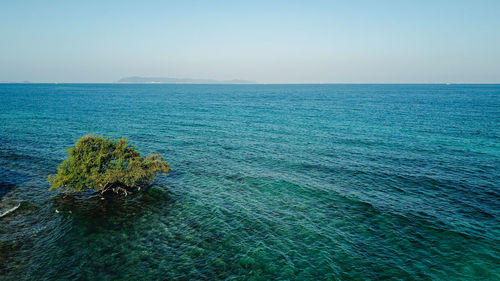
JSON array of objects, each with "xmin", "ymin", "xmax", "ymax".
[{"xmin": 0, "ymin": 84, "xmax": 498, "ymax": 280}]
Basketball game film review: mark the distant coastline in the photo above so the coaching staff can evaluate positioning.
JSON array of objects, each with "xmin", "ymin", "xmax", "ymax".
[
  {"xmin": 116, "ymin": 76, "xmax": 256, "ymax": 84},
  {"xmin": 2, "ymin": 81, "xmax": 499, "ymax": 85}
]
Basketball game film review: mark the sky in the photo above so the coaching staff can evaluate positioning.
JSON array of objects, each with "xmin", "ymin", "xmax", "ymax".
[{"xmin": 0, "ymin": 0, "xmax": 499, "ymax": 83}]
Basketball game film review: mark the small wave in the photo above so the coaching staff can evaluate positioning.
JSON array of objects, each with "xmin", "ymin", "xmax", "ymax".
[{"xmin": 0, "ymin": 203, "xmax": 20, "ymax": 218}]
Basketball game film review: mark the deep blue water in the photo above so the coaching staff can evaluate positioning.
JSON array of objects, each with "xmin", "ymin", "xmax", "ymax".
[{"xmin": 0, "ymin": 84, "xmax": 499, "ymax": 280}]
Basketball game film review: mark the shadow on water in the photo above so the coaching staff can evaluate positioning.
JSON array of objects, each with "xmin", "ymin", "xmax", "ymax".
[
  {"xmin": 1, "ymin": 185, "xmax": 176, "ymax": 280},
  {"xmin": 50, "ymin": 185, "xmax": 175, "ymax": 229}
]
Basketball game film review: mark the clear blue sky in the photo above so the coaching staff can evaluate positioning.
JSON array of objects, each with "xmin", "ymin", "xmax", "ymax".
[{"xmin": 1, "ymin": 0, "xmax": 499, "ymax": 83}]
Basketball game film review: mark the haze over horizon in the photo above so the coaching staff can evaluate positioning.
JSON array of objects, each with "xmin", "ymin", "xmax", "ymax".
[{"xmin": 1, "ymin": 0, "xmax": 499, "ymax": 84}]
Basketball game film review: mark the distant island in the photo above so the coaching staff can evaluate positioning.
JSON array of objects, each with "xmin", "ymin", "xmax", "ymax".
[{"xmin": 117, "ymin": 76, "xmax": 256, "ymax": 84}]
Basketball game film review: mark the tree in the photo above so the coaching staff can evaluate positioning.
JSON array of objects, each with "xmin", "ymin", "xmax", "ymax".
[{"xmin": 48, "ymin": 135, "xmax": 170, "ymax": 196}]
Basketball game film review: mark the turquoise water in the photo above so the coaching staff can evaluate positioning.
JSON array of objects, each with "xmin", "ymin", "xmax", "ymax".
[{"xmin": 0, "ymin": 84, "xmax": 499, "ymax": 280}]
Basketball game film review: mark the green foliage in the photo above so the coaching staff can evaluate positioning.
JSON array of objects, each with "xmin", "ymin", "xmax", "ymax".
[{"xmin": 48, "ymin": 135, "xmax": 170, "ymax": 195}]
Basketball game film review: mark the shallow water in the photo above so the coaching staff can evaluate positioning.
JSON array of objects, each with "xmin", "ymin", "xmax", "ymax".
[{"xmin": 0, "ymin": 84, "xmax": 499, "ymax": 280}]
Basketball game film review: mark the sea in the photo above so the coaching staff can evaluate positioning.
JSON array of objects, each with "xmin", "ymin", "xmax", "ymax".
[{"xmin": 0, "ymin": 84, "xmax": 498, "ymax": 280}]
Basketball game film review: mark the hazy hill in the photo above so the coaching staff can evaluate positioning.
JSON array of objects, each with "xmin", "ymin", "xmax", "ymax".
[{"xmin": 117, "ymin": 76, "xmax": 256, "ymax": 84}]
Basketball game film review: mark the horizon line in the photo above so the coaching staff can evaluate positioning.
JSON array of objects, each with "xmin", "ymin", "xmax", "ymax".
[{"xmin": 1, "ymin": 82, "xmax": 500, "ymax": 85}]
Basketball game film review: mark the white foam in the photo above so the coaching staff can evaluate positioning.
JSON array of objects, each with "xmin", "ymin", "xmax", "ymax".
[{"xmin": 0, "ymin": 203, "xmax": 20, "ymax": 218}]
